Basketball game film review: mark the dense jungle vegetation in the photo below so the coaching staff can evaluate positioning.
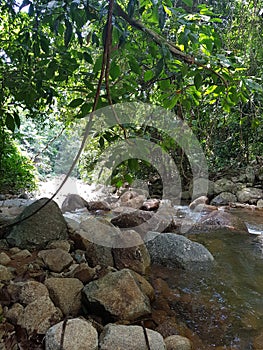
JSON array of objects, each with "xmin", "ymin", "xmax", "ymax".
[{"xmin": 0, "ymin": 0, "xmax": 262, "ymax": 193}]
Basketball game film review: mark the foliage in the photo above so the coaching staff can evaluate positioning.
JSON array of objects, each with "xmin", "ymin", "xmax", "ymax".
[
  {"xmin": 0, "ymin": 0, "xmax": 262, "ymax": 190},
  {"xmin": 0, "ymin": 128, "xmax": 37, "ymax": 193}
]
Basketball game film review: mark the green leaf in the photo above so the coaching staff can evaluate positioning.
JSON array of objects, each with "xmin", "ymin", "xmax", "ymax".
[
  {"xmin": 83, "ymin": 51, "xmax": 93, "ymax": 64},
  {"xmin": 194, "ymin": 72, "xmax": 202, "ymax": 90},
  {"xmin": 5, "ymin": 114, "xmax": 15, "ymax": 132},
  {"xmin": 129, "ymin": 59, "xmax": 141, "ymax": 74},
  {"xmin": 81, "ymin": 102, "xmax": 92, "ymax": 115},
  {"xmin": 64, "ymin": 20, "xmax": 73, "ymax": 48},
  {"xmin": 68, "ymin": 98, "xmax": 84, "ymax": 108},
  {"xmin": 13, "ymin": 112, "xmax": 21, "ymax": 129},
  {"xmin": 144, "ymin": 70, "xmax": 154, "ymax": 82},
  {"xmin": 93, "ymin": 55, "xmax": 103, "ymax": 74},
  {"xmin": 182, "ymin": 0, "xmax": 193, "ymax": 7},
  {"xmin": 40, "ymin": 36, "xmax": 50, "ymax": 54},
  {"xmin": 110, "ymin": 61, "xmax": 121, "ymax": 81}
]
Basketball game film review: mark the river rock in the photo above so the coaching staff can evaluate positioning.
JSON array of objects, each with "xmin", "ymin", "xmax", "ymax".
[
  {"xmin": 145, "ymin": 232, "xmax": 214, "ymax": 269},
  {"xmin": 111, "ymin": 209, "xmax": 153, "ymax": 228},
  {"xmin": 0, "ymin": 252, "xmax": 11, "ymax": 265},
  {"xmin": 46, "ymin": 239, "xmax": 71, "ymax": 252},
  {"xmin": 7, "ymin": 281, "xmax": 50, "ymax": 305},
  {"xmin": 38, "ymin": 248, "xmax": 73, "ymax": 273},
  {"xmin": 0, "ymin": 265, "xmax": 13, "ymax": 281},
  {"xmin": 6, "ymin": 198, "xmax": 68, "ymax": 250},
  {"xmin": 45, "ymin": 318, "xmax": 98, "ymax": 350},
  {"xmin": 214, "ymin": 178, "xmax": 235, "ymax": 194},
  {"xmin": 99, "ymin": 324, "xmax": 166, "ymax": 350},
  {"xmin": 61, "ymin": 194, "xmax": 88, "ymax": 213},
  {"xmin": 45, "ymin": 277, "xmax": 83, "ymax": 316},
  {"xmin": 71, "ymin": 217, "xmax": 121, "ymax": 267},
  {"xmin": 199, "ymin": 210, "xmax": 249, "ymax": 233},
  {"xmin": 69, "ymin": 262, "xmax": 96, "ymax": 283},
  {"xmin": 141, "ymin": 199, "xmax": 160, "ymax": 211},
  {"xmin": 253, "ymin": 331, "xmax": 263, "ymax": 350},
  {"xmin": 210, "ymin": 192, "xmax": 237, "ymax": 206},
  {"xmin": 17, "ymin": 296, "xmax": 62, "ymax": 334},
  {"xmin": 236, "ymin": 187, "xmax": 263, "ymax": 204},
  {"xmin": 5, "ymin": 303, "xmax": 24, "ymax": 324},
  {"xmin": 118, "ymin": 190, "xmax": 147, "ymax": 209},
  {"xmin": 257, "ymin": 199, "xmax": 263, "ymax": 208},
  {"xmin": 112, "ymin": 229, "xmax": 151, "ymax": 274},
  {"xmin": 165, "ymin": 335, "xmax": 193, "ymax": 350},
  {"xmin": 82, "ymin": 268, "xmax": 151, "ymax": 322},
  {"xmin": 189, "ymin": 196, "xmax": 208, "ymax": 209},
  {"xmin": 87, "ymin": 200, "xmax": 111, "ymax": 211}
]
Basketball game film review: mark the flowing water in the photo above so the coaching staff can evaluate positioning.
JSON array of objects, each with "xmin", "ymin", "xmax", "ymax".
[{"xmin": 149, "ymin": 208, "xmax": 263, "ymax": 349}]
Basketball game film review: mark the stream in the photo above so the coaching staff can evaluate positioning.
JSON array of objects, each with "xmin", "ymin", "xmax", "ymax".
[{"xmin": 149, "ymin": 208, "xmax": 263, "ymax": 349}]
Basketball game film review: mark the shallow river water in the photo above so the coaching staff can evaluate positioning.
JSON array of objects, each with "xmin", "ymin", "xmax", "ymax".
[{"xmin": 149, "ymin": 208, "xmax": 263, "ymax": 349}]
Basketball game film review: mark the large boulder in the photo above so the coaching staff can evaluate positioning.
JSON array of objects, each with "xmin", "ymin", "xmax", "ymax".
[
  {"xmin": 214, "ymin": 178, "xmax": 235, "ymax": 195},
  {"xmin": 99, "ymin": 324, "xmax": 166, "ymax": 350},
  {"xmin": 210, "ymin": 192, "xmax": 237, "ymax": 206},
  {"xmin": 45, "ymin": 277, "xmax": 84, "ymax": 316},
  {"xmin": 6, "ymin": 198, "xmax": 68, "ymax": 250},
  {"xmin": 145, "ymin": 232, "xmax": 214, "ymax": 269},
  {"xmin": 82, "ymin": 269, "xmax": 151, "ymax": 322},
  {"xmin": 199, "ymin": 210, "xmax": 249, "ymax": 234},
  {"xmin": 69, "ymin": 217, "xmax": 121, "ymax": 267},
  {"xmin": 236, "ymin": 187, "xmax": 263, "ymax": 204},
  {"xmin": 61, "ymin": 194, "xmax": 88, "ymax": 213},
  {"xmin": 112, "ymin": 229, "xmax": 151, "ymax": 274},
  {"xmin": 45, "ymin": 318, "xmax": 98, "ymax": 350}
]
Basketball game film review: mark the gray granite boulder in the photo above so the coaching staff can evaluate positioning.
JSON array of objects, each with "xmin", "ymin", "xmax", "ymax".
[
  {"xmin": 99, "ymin": 324, "xmax": 166, "ymax": 350},
  {"xmin": 6, "ymin": 198, "xmax": 68, "ymax": 250},
  {"xmin": 211, "ymin": 192, "xmax": 237, "ymax": 206},
  {"xmin": 45, "ymin": 318, "xmax": 98, "ymax": 350},
  {"xmin": 145, "ymin": 232, "xmax": 214, "ymax": 269}
]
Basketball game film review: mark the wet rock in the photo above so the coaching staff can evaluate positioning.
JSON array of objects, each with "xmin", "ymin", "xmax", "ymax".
[
  {"xmin": 111, "ymin": 209, "xmax": 173, "ymax": 234},
  {"xmin": 38, "ymin": 248, "xmax": 73, "ymax": 273},
  {"xmin": 0, "ymin": 252, "xmax": 11, "ymax": 265},
  {"xmin": 45, "ymin": 318, "xmax": 98, "ymax": 350},
  {"xmin": 199, "ymin": 210, "xmax": 249, "ymax": 233},
  {"xmin": 71, "ymin": 217, "xmax": 121, "ymax": 267},
  {"xmin": 237, "ymin": 187, "xmax": 263, "ymax": 204},
  {"xmin": 0, "ymin": 265, "xmax": 13, "ymax": 281},
  {"xmin": 194, "ymin": 204, "xmax": 218, "ymax": 213},
  {"xmin": 111, "ymin": 209, "xmax": 153, "ymax": 228},
  {"xmin": 214, "ymin": 178, "xmax": 235, "ymax": 194},
  {"xmin": 18, "ymin": 296, "xmax": 62, "ymax": 334},
  {"xmin": 61, "ymin": 194, "xmax": 88, "ymax": 213},
  {"xmin": 257, "ymin": 199, "xmax": 263, "ymax": 208},
  {"xmin": 6, "ymin": 198, "xmax": 68, "ymax": 250},
  {"xmin": 112, "ymin": 230, "xmax": 151, "ymax": 274},
  {"xmin": 87, "ymin": 200, "xmax": 111, "ymax": 212},
  {"xmin": 118, "ymin": 190, "xmax": 147, "ymax": 209},
  {"xmin": 189, "ymin": 196, "xmax": 208, "ymax": 210},
  {"xmin": 45, "ymin": 277, "xmax": 83, "ymax": 316},
  {"xmin": 145, "ymin": 232, "xmax": 214, "ymax": 269},
  {"xmin": 165, "ymin": 335, "xmax": 193, "ymax": 350},
  {"xmin": 82, "ymin": 268, "xmax": 151, "ymax": 322},
  {"xmin": 211, "ymin": 192, "xmax": 237, "ymax": 206},
  {"xmin": 141, "ymin": 199, "xmax": 160, "ymax": 211},
  {"xmin": 99, "ymin": 324, "xmax": 166, "ymax": 350}
]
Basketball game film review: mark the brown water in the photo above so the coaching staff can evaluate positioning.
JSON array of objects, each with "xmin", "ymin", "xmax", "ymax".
[{"xmin": 149, "ymin": 209, "xmax": 263, "ymax": 349}]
